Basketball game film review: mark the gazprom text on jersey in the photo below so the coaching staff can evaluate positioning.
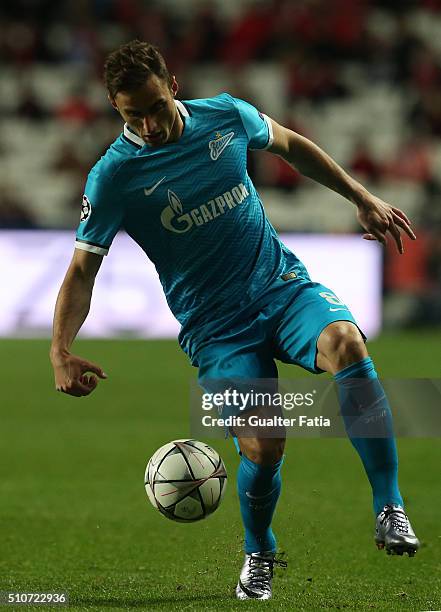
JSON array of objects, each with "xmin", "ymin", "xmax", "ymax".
[{"xmin": 161, "ymin": 182, "xmax": 250, "ymax": 233}]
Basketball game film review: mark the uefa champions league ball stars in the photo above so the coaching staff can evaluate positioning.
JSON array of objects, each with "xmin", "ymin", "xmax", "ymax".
[{"xmin": 145, "ymin": 439, "xmax": 227, "ymax": 522}]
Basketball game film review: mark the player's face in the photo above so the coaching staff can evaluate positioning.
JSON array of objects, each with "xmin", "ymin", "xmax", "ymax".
[{"xmin": 110, "ymin": 75, "xmax": 183, "ymax": 146}]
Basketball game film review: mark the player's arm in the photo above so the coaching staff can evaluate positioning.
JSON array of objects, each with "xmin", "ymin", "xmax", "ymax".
[
  {"xmin": 50, "ymin": 248, "xmax": 107, "ymax": 397},
  {"xmin": 267, "ymin": 118, "xmax": 416, "ymax": 254}
]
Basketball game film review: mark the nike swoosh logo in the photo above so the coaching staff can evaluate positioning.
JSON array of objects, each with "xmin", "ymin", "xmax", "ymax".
[
  {"xmin": 329, "ymin": 307, "xmax": 348, "ymax": 312},
  {"xmin": 144, "ymin": 176, "xmax": 166, "ymax": 196}
]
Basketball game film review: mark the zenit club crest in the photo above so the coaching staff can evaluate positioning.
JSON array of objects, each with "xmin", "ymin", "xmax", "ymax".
[{"xmin": 208, "ymin": 131, "xmax": 234, "ymax": 161}]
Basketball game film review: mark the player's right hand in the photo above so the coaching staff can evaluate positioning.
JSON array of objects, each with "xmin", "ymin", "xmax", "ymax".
[{"xmin": 50, "ymin": 351, "xmax": 107, "ymax": 397}]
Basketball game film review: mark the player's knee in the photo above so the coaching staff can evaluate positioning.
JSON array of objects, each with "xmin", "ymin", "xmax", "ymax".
[
  {"xmin": 318, "ymin": 322, "xmax": 367, "ymax": 371},
  {"xmin": 240, "ymin": 437, "xmax": 285, "ymax": 465}
]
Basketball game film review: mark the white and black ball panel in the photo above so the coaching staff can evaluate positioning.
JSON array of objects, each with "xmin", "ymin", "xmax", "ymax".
[
  {"xmin": 173, "ymin": 440, "xmax": 221, "ymax": 480},
  {"xmin": 146, "ymin": 458, "xmax": 157, "ymax": 486},
  {"xmin": 144, "ymin": 458, "xmax": 151, "ymax": 484},
  {"xmin": 144, "ymin": 439, "xmax": 227, "ymax": 521},
  {"xmin": 184, "ymin": 440, "xmax": 220, "ymax": 466},
  {"xmin": 200, "ymin": 472, "xmax": 227, "ymax": 512},
  {"xmin": 174, "ymin": 496, "xmax": 204, "ymax": 520},
  {"xmin": 198, "ymin": 478, "xmax": 221, "ymax": 511},
  {"xmin": 154, "ymin": 480, "xmax": 200, "ymax": 508},
  {"xmin": 154, "ymin": 453, "xmax": 193, "ymax": 482},
  {"xmin": 185, "ymin": 451, "xmax": 217, "ymax": 480},
  {"xmin": 219, "ymin": 472, "xmax": 227, "ymax": 495},
  {"xmin": 156, "ymin": 489, "xmax": 205, "ymax": 522},
  {"xmin": 145, "ymin": 481, "xmax": 158, "ymax": 508},
  {"xmin": 172, "ymin": 439, "xmax": 219, "ymax": 461},
  {"xmin": 148, "ymin": 441, "xmax": 178, "ymax": 470}
]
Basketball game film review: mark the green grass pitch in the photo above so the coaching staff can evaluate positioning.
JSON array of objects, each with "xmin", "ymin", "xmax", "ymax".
[{"xmin": 0, "ymin": 331, "xmax": 440, "ymax": 611}]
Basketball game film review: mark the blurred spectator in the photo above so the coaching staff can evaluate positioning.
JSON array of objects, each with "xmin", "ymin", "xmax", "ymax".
[
  {"xmin": 385, "ymin": 134, "xmax": 434, "ymax": 183},
  {"xmin": 221, "ymin": 3, "xmax": 275, "ymax": 65},
  {"xmin": 349, "ymin": 140, "xmax": 382, "ymax": 183},
  {"xmin": 0, "ymin": 186, "xmax": 37, "ymax": 229},
  {"xmin": 427, "ymin": 234, "xmax": 441, "ymax": 285},
  {"xmin": 56, "ymin": 87, "xmax": 99, "ymax": 124},
  {"xmin": 52, "ymin": 143, "xmax": 89, "ymax": 178},
  {"xmin": 264, "ymin": 154, "xmax": 303, "ymax": 192},
  {"xmin": 422, "ymin": 0, "xmax": 441, "ymax": 8},
  {"xmin": 390, "ymin": 16, "xmax": 422, "ymax": 85},
  {"xmin": 17, "ymin": 86, "xmax": 47, "ymax": 121},
  {"xmin": 0, "ymin": 21, "xmax": 38, "ymax": 65},
  {"xmin": 193, "ymin": 5, "xmax": 226, "ymax": 62},
  {"xmin": 136, "ymin": 6, "xmax": 172, "ymax": 55},
  {"xmin": 276, "ymin": 0, "xmax": 322, "ymax": 46},
  {"xmin": 384, "ymin": 176, "xmax": 441, "ymax": 326},
  {"xmin": 285, "ymin": 52, "xmax": 347, "ymax": 105},
  {"xmin": 410, "ymin": 46, "xmax": 441, "ymax": 93},
  {"xmin": 410, "ymin": 89, "xmax": 441, "ymax": 137},
  {"xmin": 419, "ymin": 179, "xmax": 441, "ymax": 231},
  {"xmin": 414, "ymin": 232, "xmax": 441, "ymax": 325},
  {"xmin": 318, "ymin": 0, "xmax": 369, "ymax": 60},
  {"xmin": 385, "ymin": 233, "xmax": 431, "ymax": 293},
  {"xmin": 172, "ymin": 5, "xmax": 223, "ymax": 64}
]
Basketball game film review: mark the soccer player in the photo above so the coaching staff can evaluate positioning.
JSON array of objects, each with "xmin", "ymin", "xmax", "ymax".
[{"xmin": 50, "ymin": 41, "xmax": 420, "ymax": 600}]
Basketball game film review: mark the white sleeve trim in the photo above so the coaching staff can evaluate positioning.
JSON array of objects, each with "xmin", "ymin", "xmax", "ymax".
[
  {"xmin": 75, "ymin": 240, "xmax": 108, "ymax": 256},
  {"xmin": 262, "ymin": 113, "xmax": 274, "ymax": 150}
]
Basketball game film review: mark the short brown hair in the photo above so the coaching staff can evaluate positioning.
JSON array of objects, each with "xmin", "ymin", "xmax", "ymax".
[{"xmin": 104, "ymin": 40, "xmax": 172, "ymax": 98}]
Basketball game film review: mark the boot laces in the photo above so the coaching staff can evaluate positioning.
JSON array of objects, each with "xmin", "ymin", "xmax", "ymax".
[
  {"xmin": 247, "ymin": 553, "xmax": 287, "ymax": 589},
  {"xmin": 381, "ymin": 506, "xmax": 409, "ymax": 534}
]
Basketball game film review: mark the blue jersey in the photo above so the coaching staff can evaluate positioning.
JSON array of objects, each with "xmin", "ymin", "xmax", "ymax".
[{"xmin": 76, "ymin": 94, "xmax": 310, "ymax": 363}]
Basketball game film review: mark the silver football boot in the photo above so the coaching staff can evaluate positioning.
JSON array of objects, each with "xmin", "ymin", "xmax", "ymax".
[
  {"xmin": 375, "ymin": 504, "xmax": 420, "ymax": 556},
  {"xmin": 235, "ymin": 551, "xmax": 287, "ymax": 600}
]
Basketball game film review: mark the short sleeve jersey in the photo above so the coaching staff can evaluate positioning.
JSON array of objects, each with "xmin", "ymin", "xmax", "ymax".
[{"xmin": 76, "ymin": 94, "xmax": 309, "ymax": 361}]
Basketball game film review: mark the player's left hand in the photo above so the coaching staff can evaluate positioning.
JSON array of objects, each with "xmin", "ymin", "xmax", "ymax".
[{"xmin": 356, "ymin": 194, "xmax": 416, "ymax": 254}]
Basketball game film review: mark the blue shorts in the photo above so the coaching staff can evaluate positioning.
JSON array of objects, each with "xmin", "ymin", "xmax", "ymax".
[{"xmin": 196, "ymin": 280, "xmax": 364, "ymax": 389}]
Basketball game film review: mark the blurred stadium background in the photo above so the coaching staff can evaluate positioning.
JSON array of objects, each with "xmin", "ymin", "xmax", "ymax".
[
  {"xmin": 1, "ymin": 0, "xmax": 441, "ymax": 334},
  {"xmin": 1, "ymin": 2, "xmax": 441, "ymax": 609}
]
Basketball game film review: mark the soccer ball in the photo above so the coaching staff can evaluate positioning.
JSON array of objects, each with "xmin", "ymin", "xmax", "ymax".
[{"xmin": 144, "ymin": 439, "xmax": 227, "ymax": 522}]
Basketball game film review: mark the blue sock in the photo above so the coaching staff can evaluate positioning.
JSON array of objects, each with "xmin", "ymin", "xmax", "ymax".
[
  {"xmin": 237, "ymin": 453, "xmax": 283, "ymax": 554},
  {"xmin": 334, "ymin": 356, "xmax": 403, "ymax": 515}
]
